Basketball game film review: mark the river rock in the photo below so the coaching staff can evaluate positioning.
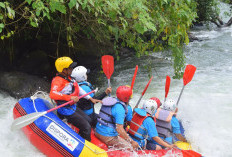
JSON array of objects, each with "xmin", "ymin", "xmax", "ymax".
[{"xmin": 0, "ymin": 71, "xmax": 50, "ymax": 98}]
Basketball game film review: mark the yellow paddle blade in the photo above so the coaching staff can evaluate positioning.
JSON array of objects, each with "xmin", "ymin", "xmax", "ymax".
[{"xmin": 174, "ymin": 141, "xmax": 192, "ymax": 150}]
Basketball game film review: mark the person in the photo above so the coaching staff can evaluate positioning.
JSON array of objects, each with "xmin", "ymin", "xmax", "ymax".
[
  {"xmin": 128, "ymin": 98, "xmax": 175, "ymax": 150},
  {"xmin": 152, "ymin": 98, "xmax": 187, "ymax": 146},
  {"xmin": 71, "ymin": 66, "xmax": 112, "ymax": 128},
  {"xmin": 49, "ymin": 56, "xmax": 100, "ymax": 141},
  {"xmin": 95, "ymin": 85, "xmax": 139, "ymax": 150}
]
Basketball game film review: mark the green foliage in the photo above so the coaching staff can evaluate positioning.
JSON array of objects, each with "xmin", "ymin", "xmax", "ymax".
[
  {"xmin": 195, "ymin": 0, "xmax": 220, "ymax": 22},
  {"xmin": 0, "ymin": 0, "xmax": 198, "ymax": 78}
]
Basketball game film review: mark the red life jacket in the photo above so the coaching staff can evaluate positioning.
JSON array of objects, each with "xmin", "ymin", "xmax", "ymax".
[{"xmin": 128, "ymin": 109, "xmax": 156, "ymax": 140}]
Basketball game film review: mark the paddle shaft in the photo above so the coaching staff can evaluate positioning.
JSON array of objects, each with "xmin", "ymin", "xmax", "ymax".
[
  {"xmin": 176, "ymin": 65, "xmax": 196, "ymax": 107},
  {"xmin": 108, "ymin": 79, "xmax": 111, "ymax": 96},
  {"xmin": 134, "ymin": 95, "xmax": 143, "ymax": 109},
  {"xmin": 176, "ymin": 85, "xmax": 185, "ymax": 107},
  {"xmin": 134, "ymin": 76, "xmax": 153, "ymax": 109},
  {"xmin": 47, "ymin": 90, "xmax": 96, "ymax": 113}
]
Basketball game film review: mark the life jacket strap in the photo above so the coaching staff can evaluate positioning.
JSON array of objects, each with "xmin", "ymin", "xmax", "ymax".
[
  {"xmin": 130, "ymin": 120, "xmax": 147, "ymax": 131},
  {"xmin": 156, "ymin": 124, "xmax": 172, "ymax": 133},
  {"xmin": 57, "ymin": 74, "xmax": 73, "ymax": 82},
  {"xmin": 128, "ymin": 131, "xmax": 148, "ymax": 140},
  {"xmin": 98, "ymin": 109, "xmax": 115, "ymax": 124}
]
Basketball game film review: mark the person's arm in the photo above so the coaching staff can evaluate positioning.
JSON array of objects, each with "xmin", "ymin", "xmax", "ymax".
[
  {"xmin": 79, "ymin": 87, "xmax": 91, "ymax": 99},
  {"xmin": 94, "ymin": 87, "xmax": 112, "ymax": 100},
  {"xmin": 113, "ymin": 104, "xmax": 139, "ymax": 149},
  {"xmin": 79, "ymin": 85, "xmax": 102, "ymax": 103},
  {"xmin": 94, "ymin": 92, "xmax": 107, "ymax": 100},
  {"xmin": 152, "ymin": 136, "xmax": 174, "ymax": 148},
  {"xmin": 116, "ymin": 124, "xmax": 139, "ymax": 149},
  {"xmin": 175, "ymin": 134, "xmax": 187, "ymax": 142}
]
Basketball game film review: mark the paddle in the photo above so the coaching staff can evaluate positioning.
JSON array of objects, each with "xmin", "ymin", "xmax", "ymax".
[
  {"xmin": 101, "ymin": 55, "xmax": 114, "ymax": 96},
  {"xmin": 164, "ymin": 75, "xmax": 171, "ymax": 102},
  {"xmin": 131, "ymin": 65, "xmax": 138, "ymax": 90},
  {"xmin": 166, "ymin": 141, "xmax": 202, "ymax": 157},
  {"xmin": 176, "ymin": 64, "xmax": 196, "ymax": 107},
  {"xmin": 11, "ymin": 89, "xmax": 97, "ymax": 131},
  {"xmin": 134, "ymin": 76, "xmax": 153, "ymax": 109}
]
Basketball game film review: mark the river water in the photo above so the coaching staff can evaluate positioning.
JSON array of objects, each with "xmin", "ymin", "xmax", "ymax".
[{"xmin": 1, "ymin": 3, "xmax": 232, "ymax": 157}]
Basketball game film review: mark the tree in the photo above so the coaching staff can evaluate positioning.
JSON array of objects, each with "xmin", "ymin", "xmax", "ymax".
[{"xmin": 0, "ymin": 0, "xmax": 198, "ymax": 78}]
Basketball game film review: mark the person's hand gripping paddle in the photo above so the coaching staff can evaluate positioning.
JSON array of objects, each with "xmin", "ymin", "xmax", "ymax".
[
  {"xmin": 101, "ymin": 55, "xmax": 114, "ymax": 96},
  {"xmin": 176, "ymin": 64, "xmax": 196, "ymax": 107},
  {"xmin": 11, "ymin": 89, "xmax": 97, "ymax": 131}
]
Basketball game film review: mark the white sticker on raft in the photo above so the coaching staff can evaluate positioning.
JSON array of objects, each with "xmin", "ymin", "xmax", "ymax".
[{"xmin": 46, "ymin": 122, "xmax": 79, "ymax": 151}]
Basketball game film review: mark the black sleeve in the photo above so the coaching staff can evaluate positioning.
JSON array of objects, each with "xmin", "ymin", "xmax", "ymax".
[{"xmin": 94, "ymin": 92, "xmax": 107, "ymax": 100}]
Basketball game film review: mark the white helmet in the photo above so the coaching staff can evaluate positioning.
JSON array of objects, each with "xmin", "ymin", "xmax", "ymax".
[
  {"xmin": 71, "ymin": 66, "xmax": 88, "ymax": 82},
  {"xmin": 143, "ymin": 99, "xmax": 158, "ymax": 115},
  {"xmin": 162, "ymin": 98, "xmax": 176, "ymax": 112}
]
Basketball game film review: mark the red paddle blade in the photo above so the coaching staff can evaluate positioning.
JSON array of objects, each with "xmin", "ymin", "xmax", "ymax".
[
  {"xmin": 183, "ymin": 64, "xmax": 196, "ymax": 86},
  {"xmin": 165, "ymin": 75, "xmax": 171, "ymax": 98},
  {"xmin": 142, "ymin": 76, "xmax": 153, "ymax": 96},
  {"xmin": 131, "ymin": 65, "xmax": 138, "ymax": 90},
  {"xmin": 101, "ymin": 55, "xmax": 114, "ymax": 79}
]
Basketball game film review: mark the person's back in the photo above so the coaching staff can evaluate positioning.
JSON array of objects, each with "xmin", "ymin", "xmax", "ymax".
[
  {"xmin": 128, "ymin": 108, "xmax": 157, "ymax": 148},
  {"xmin": 95, "ymin": 86, "xmax": 139, "ymax": 150},
  {"xmin": 152, "ymin": 98, "xmax": 186, "ymax": 145}
]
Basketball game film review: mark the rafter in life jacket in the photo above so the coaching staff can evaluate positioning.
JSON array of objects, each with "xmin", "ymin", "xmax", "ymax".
[
  {"xmin": 155, "ymin": 108, "xmax": 174, "ymax": 139},
  {"xmin": 97, "ymin": 97, "xmax": 128, "ymax": 129},
  {"xmin": 55, "ymin": 74, "xmax": 79, "ymax": 106},
  {"xmin": 128, "ymin": 108, "xmax": 156, "ymax": 141}
]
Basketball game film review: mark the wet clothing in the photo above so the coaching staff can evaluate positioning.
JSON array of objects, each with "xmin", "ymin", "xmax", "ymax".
[
  {"xmin": 49, "ymin": 74, "xmax": 92, "ymax": 141},
  {"xmin": 146, "ymin": 142, "xmax": 158, "ymax": 150},
  {"xmin": 77, "ymin": 81, "xmax": 107, "ymax": 128},
  {"xmin": 96, "ymin": 98, "xmax": 130, "ymax": 137},
  {"xmin": 128, "ymin": 108, "xmax": 158, "ymax": 147},
  {"xmin": 95, "ymin": 132, "xmax": 132, "ymax": 150}
]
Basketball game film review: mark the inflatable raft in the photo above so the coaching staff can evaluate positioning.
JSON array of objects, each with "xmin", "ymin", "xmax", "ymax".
[{"xmin": 13, "ymin": 97, "xmax": 201, "ymax": 157}]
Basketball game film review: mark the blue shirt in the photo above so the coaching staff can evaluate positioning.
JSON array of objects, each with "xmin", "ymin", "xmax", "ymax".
[
  {"xmin": 126, "ymin": 105, "xmax": 133, "ymax": 122},
  {"xmin": 96, "ymin": 103, "xmax": 129, "ymax": 136}
]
